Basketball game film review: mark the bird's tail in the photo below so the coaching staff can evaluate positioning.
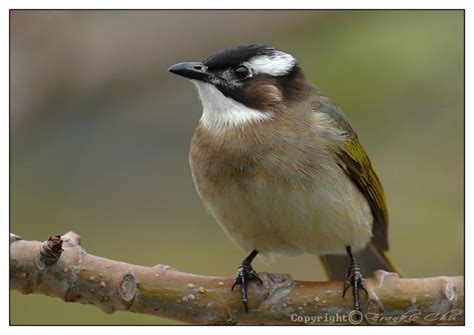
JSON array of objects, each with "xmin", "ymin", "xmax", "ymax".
[{"xmin": 319, "ymin": 243, "xmax": 400, "ymax": 280}]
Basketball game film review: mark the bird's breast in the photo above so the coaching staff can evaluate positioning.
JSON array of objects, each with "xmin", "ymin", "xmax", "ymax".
[{"xmin": 189, "ymin": 121, "xmax": 373, "ymax": 256}]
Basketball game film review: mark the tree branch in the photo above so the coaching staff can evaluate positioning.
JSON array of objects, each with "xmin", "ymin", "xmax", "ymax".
[{"xmin": 10, "ymin": 232, "xmax": 464, "ymax": 325}]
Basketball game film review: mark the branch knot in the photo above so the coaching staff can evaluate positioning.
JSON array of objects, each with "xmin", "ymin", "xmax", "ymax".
[{"xmin": 38, "ymin": 235, "xmax": 64, "ymax": 268}]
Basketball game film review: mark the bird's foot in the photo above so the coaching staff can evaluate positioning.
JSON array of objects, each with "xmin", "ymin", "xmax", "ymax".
[
  {"xmin": 231, "ymin": 261, "xmax": 262, "ymax": 313},
  {"xmin": 342, "ymin": 258, "xmax": 368, "ymax": 319}
]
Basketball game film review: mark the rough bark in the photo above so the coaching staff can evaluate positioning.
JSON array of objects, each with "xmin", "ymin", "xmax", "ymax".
[{"xmin": 10, "ymin": 232, "xmax": 464, "ymax": 325}]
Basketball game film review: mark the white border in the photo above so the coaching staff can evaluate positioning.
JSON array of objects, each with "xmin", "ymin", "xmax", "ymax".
[
  {"xmin": 2, "ymin": 1, "xmax": 471, "ymax": 335},
  {"xmin": 2, "ymin": 0, "xmax": 473, "ymax": 9}
]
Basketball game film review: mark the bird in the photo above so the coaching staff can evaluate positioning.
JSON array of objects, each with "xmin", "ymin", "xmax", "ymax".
[{"xmin": 168, "ymin": 44, "xmax": 397, "ymax": 316}]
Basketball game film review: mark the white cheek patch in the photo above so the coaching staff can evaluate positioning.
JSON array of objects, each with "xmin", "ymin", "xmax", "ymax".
[
  {"xmin": 192, "ymin": 82, "xmax": 272, "ymax": 132},
  {"xmin": 247, "ymin": 51, "xmax": 296, "ymax": 76}
]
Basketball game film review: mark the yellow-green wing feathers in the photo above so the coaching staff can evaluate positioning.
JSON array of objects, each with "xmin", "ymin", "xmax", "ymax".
[
  {"xmin": 337, "ymin": 138, "xmax": 389, "ymax": 250},
  {"xmin": 312, "ymin": 96, "xmax": 389, "ymax": 251}
]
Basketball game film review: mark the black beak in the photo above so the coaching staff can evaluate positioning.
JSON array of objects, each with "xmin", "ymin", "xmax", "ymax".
[{"xmin": 168, "ymin": 62, "xmax": 212, "ymax": 83}]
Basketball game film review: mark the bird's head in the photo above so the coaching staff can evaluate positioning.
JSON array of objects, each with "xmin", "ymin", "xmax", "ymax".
[{"xmin": 168, "ymin": 45, "xmax": 315, "ymax": 131}]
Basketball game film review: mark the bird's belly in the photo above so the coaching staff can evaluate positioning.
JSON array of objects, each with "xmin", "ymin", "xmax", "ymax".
[{"xmin": 196, "ymin": 166, "xmax": 373, "ymax": 257}]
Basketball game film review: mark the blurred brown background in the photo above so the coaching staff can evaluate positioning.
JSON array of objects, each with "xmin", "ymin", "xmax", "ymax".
[{"xmin": 10, "ymin": 10, "xmax": 464, "ymax": 324}]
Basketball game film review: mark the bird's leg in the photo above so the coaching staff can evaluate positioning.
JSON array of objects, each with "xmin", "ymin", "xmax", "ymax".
[
  {"xmin": 342, "ymin": 246, "xmax": 368, "ymax": 318},
  {"xmin": 231, "ymin": 249, "xmax": 262, "ymax": 313}
]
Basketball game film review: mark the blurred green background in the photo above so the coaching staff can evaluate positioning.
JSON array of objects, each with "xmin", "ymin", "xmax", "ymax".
[{"xmin": 10, "ymin": 10, "xmax": 464, "ymax": 324}]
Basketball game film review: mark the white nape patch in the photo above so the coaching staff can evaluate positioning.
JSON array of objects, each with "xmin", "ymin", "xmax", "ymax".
[
  {"xmin": 192, "ymin": 81, "xmax": 272, "ymax": 132},
  {"xmin": 247, "ymin": 51, "xmax": 296, "ymax": 76}
]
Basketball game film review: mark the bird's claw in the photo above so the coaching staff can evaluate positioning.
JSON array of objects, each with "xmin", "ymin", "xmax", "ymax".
[
  {"xmin": 342, "ymin": 260, "xmax": 367, "ymax": 318},
  {"xmin": 232, "ymin": 262, "xmax": 262, "ymax": 313}
]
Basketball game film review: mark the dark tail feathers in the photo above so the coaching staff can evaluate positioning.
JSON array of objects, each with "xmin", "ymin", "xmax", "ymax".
[{"xmin": 320, "ymin": 243, "xmax": 400, "ymax": 280}]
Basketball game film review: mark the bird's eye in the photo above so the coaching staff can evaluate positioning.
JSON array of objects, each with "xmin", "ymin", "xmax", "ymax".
[{"xmin": 233, "ymin": 66, "xmax": 250, "ymax": 80}]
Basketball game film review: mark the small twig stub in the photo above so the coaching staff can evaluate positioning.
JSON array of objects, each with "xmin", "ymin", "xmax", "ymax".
[{"xmin": 39, "ymin": 235, "xmax": 64, "ymax": 265}]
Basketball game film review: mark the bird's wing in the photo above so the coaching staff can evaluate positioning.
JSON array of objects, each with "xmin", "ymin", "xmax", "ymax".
[{"xmin": 312, "ymin": 96, "xmax": 389, "ymax": 251}]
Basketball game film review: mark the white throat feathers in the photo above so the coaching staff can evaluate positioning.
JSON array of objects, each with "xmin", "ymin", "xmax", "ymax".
[{"xmin": 193, "ymin": 81, "xmax": 272, "ymax": 131}]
